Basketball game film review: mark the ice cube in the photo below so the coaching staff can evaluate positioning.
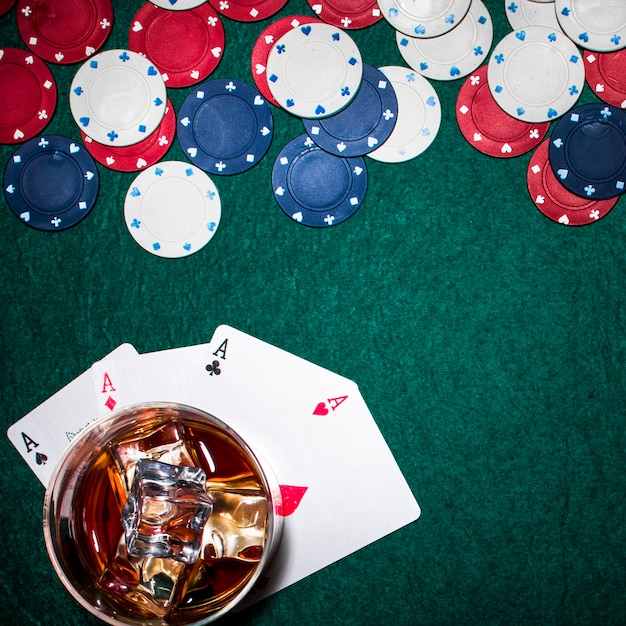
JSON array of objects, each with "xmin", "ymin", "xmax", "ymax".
[{"xmin": 122, "ymin": 459, "xmax": 214, "ymax": 565}]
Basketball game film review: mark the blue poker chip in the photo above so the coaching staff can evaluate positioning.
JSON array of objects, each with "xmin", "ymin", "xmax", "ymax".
[
  {"xmin": 177, "ymin": 78, "xmax": 274, "ymax": 175},
  {"xmin": 4, "ymin": 135, "xmax": 99, "ymax": 231},
  {"xmin": 272, "ymin": 134, "xmax": 368, "ymax": 227},
  {"xmin": 302, "ymin": 64, "xmax": 398, "ymax": 158},
  {"xmin": 548, "ymin": 103, "xmax": 626, "ymax": 200}
]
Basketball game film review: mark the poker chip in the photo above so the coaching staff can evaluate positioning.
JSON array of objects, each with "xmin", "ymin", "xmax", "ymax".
[
  {"xmin": 583, "ymin": 49, "xmax": 626, "ymax": 109},
  {"xmin": 70, "ymin": 49, "xmax": 167, "ymax": 147},
  {"xmin": 527, "ymin": 138, "xmax": 619, "ymax": 225},
  {"xmin": 272, "ymin": 134, "xmax": 368, "ymax": 227},
  {"xmin": 128, "ymin": 2, "xmax": 224, "ymax": 88},
  {"xmin": 124, "ymin": 161, "xmax": 221, "ymax": 259},
  {"xmin": 0, "ymin": 0, "xmax": 16, "ymax": 17},
  {"xmin": 306, "ymin": 0, "xmax": 384, "ymax": 30},
  {"xmin": 177, "ymin": 78, "xmax": 273, "ymax": 176},
  {"xmin": 505, "ymin": 0, "xmax": 561, "ymax": 32},
  {"xmin": 456, "ymin": 65, "xmax": 550, "ymax": 158},
  {"xmin": 207, "ymin": 0, "xmax": 289, "ymax": 23},
  {"xmin": 150, "ymin": 0, "xmax": 207, "ymax": 9},
  {"xmin": 81, "ymin": 99, "xmax": 176, "ymax": 172},
  {"xmin": 487, "ymin": 26, "xmax": 585, "ymax": 123},
  {"xmin": 0, "ymin": 47, "xmax": 57, "ymax": 145},
  {"xmin": 367, "ymin": 66, "xmax": 441, "ymax": 164},
  {"xmin": 250, "ymin": 15, "xmax": 323, "ymax": 107},
  {"xmin": 4, "ymin": 134, "xmax": 99, "ymax": 231},
  {"xmin": 548, "ymin": 103, "xmax": 626, "ymax": 200},
  {"xmin": 16, "ymin": 0, "xmax": 113, "ymax": 65},
  {"xmin": 396, "ymin": 0, "xmax": 493, "ymax": 82},
  {"xmin": 377, "ymin": 0, "xmax": 471, "ymax": 38},
  {"xmin": 302, "ymin": 63, "xmax": 398, "ymax": 157},
  {"xmin": 555, "ymin": 0, "xmax": 626, "ymax": 52},
  {"xmin": 265, "ymin": 22, "xmax": 363, "ymax": 119}
]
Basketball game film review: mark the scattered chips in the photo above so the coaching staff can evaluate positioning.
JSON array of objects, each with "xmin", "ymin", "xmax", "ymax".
[
  {"xmin": 548, "ymin": 103, "xmax": 626, "ymax": 200},
  {"xmin": 124, "ymin": 161, "xmax": 221, "ymax": 258},
  {"xmin": 527, "ymin": 138, "xmax": 619, "ymax": 226},
  {"xmin": 4, "ymin": 134, "xmax": 99, "ymax": 231},
  {"xmin": 0, "ymin": 47, "xmax": 57, "ymax": 144},
  {"xmin": 128, "ymin": 2, "xmax": 224, "ymax": 88},
  {"xmin": 272, "ymin": 133, "xmax": 368, "ymax": 227}
]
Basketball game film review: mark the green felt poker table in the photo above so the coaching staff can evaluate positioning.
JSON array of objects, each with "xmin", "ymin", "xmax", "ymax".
[{"xmin": 2, "ymin": 1, "xmax": 626, "ymax": 624}]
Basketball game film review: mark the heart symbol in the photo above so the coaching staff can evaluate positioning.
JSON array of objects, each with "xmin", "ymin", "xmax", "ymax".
[
  {"xmin": 579, "ymin": 32, "xmax": 589, "ymax": 43},
  {"xmin": 314, "ymin": 402, "xmax": 329, "ymax": 415},
  {"xmin": 183, "ymin": 243, "xmax": 191, "ymax": 251},
  {"xmin": 69, "ymin": 142, "xmax": 80, "ymax": 153},
  {"xmin": 136, "ymin": 157, "xmax": 147, "ymax": 168},
  {"xmin": 55, "ymin": 52, "xmax": 64, "ymax": 62},
  {"xmin": 255, "ymin": 63, "xmax": 265, "ymax": 74},
  {"xmin": 336, "ymin": 142, "xmax": 347, "ymax": 152},
  {"xmin": 130, "ymin": 187, "xmax": 141, "ymax": 197},
  {"xmin": 516, "ymin": 30, "xmax": 526, "ymax": 41},
  {"xmin": 312, "ymin": 3, "xmax": 322, "ymax": 14},
  {"xmin": 367, "ymin": 136, "xmax": 378, "ymax": 147},
  {"xmin": 558, "ymin": 214, "xmax": 570, "ymax": 224},
  {"xmin": 154, "ymin": 97, "xmax": 163, "ymax": 106},
  {"xmin": 301, "ymin": 25, "xmax": 311, "ymax": 35},
  {"xmin": 557, "ymin": 169, "xmax": 568, "ymax": 180},
  {"xmin": 147, "ymin": 65, "xmax": 158, "ymax": 76},
  {"xmin": 85, "ymin": 46, "xmax": 95, "ymax": 56},
  {"xmin": 315, "ymin": 104, "xmax": 325, "ymax": 115},
  {"xmin": 596, "ymin": 83, "xmax": 605, "ymax": 92},
  {"xmin": 13, "ymin": 128, "xmax": 24, "ymax": 140},
  {"xmin": 276, "ymin": 485, "xmax": 308, "ymax": 516},
  {"xmin": 187, "ymin": 147, "xmax": 198, "ymax": 157},
  {"xmin": 501, "ymin": 143, "xmax": 512, "ymax": 154},
  {"xmin": 535, "ymin": 195, "xmax": 545, "ymax": 204},
  {"xmin": 254, "ymin": 95, "xmax": 264, "ymax": 105},
  {"xmin": 0, "ymin": 50, "xmax": 4, "ymax": 60},
  {"xmin": 20, "ymin": 211, "xmax": 30, "ymax": 221},
  {"xmin": 354, "ymin": 165, "xmax": 363, "ymax": 176},
  {"xmin": 547, "ymin": 108, "xmax": 558, "ymax": 118},
  {"xmin": 85, "ymin": 170, "xmax": 94, "ymax": 180},
  {"xmin": 621, "ymin": 99, "xmax": 626, "ymax": 108},
  {"xmin": 275, "ymin": 186, "xmax": 285, "ymax": 196},
  {"xmin": 190, "ymin": 69, "xmax": 199, "ymax": 79},
  {"xmin": 132, "ymin": 21, "xmax": 143, "ymax": 32},
  {"xmin": 286, "ymin": 98, "xmax": 295, "ymax": 107},
  {"xmin": 473, "ymin": 132, "xmax": 482, "ymax": 142},
  {"xmin": 426, "ymin": 96, "xmax": 436, "ymax": 107},
  {"xmin": 35, "ymin": 452, "xmax": 48, "ymax": 465},
  {"xmin": 79, "ymin": 117, "xmax": 89, "ymax": 127},
  {"xmin": 292, "ymin": 211, "xmax": 303, "ymax": 222},
  {"xmin": 181, "ymin": 116, "xmax": 190, "ymax": 127},
  {"xmin": 449, "ymin": 66, "xmax": 460, "ymax": 77},
  {"xmin": 106, "ymin": 156, "xmax": 115, "ymax": 165},
  {"xmin": 261, "ymin": 126, "xmax": 270, "ymax": 135},
  {"xmin": 211, "ymin": 47, "xmax": 221, "ymax": 58}
]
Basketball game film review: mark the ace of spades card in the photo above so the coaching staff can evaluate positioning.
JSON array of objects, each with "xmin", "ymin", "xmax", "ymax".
[{"xmin": 184, "ymin": 325, "xmax": 421, "ymax": 604}]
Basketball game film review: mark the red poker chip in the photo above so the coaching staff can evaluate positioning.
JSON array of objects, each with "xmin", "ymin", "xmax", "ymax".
[
  {"xmin": 527, "ymin": 139, "xmax": 619, "ymax": 226},
  {"xmin": 16, "ymin": 0, "xmax": 113, "ymax": 65},
  {"xmin": 128, "ymin": 2, "xmax": 224, "ymax": 89},
  {"xmin": 207, "ymin": 0, "xmax": 288, "ymax": 23},
  {"xmin": 0, "ymin": 47, "xmax": 56, "ymax": 144},
  {"xmin": 80, "ymin": 99, "xmax": 176, "ymax": 172},
  {"xmin": 583, "ymin": 48, "xmax": 626, "ymax": 110},
  {"xmin": 456, "ymin": 64, "xmax": 550, "ymax": 159},
  {"xmin": 306, "ymin": 0, "xmax": 383, "ymax": 30},
  {"xmin": 0, "ymin": 0, "xmax": 17, "ymax": 17},
  {"xmin": 250, "ymin": 14, "xmax": 323, "ymax": 106}
]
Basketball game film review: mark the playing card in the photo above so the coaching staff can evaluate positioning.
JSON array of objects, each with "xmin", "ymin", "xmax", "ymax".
[
  {"xmin": 7, "ymin": 343, "xmax": 138, "ymax": 487},
  {"xmin": 89, "ymin": 342, "xmax": 212, "ymax": 419},
  {"xmin": 185, "ymin": 325, "xmax": 421, "ymax": 604}
]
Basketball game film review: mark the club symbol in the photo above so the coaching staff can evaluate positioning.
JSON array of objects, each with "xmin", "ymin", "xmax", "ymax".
[{"xmin": 206, "ymin": 360, "xmax": 221, "ymax": 376}]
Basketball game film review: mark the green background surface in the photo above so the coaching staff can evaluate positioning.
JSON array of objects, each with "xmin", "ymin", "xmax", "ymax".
[{"xmin": 2, "ymin": 1, "xmax": 626, "ymax": 624}]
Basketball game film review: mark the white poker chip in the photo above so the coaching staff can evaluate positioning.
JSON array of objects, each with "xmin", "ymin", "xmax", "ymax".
[
  {"xmin": 367, "ymin": 66, "xmax": 441, "ymax": 163},
  {"xmin": 266, "ymin": 22, "xmax": 362, "ymax": 118},
  {"xmin": 150, "ymin": 0, "xmax": 207, "ymax": 9},
  {"xmin": 70, "ymin": 49, "xmax": 167, "ymax": 147},
  {"xmin": 487, "ymin": 26, "xmax": 585, "ymax": 123},
  {"xmin": 124, "ymin": 161, "xmax": 221, "ymax": 259},
  {"xmin": 555, "ymin": 0, "xmax": 626, "ymax": 52},
  {"xmin": 396, "ymin": 0, "xmax": 493, "ymax": 81},
  {"xmin": 505, "ymin": 0, "xmax": 561, "ymax": 32},
  {"xmin": 378, "ymin": 0, "xmax": 471, "ymax": 38}
]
